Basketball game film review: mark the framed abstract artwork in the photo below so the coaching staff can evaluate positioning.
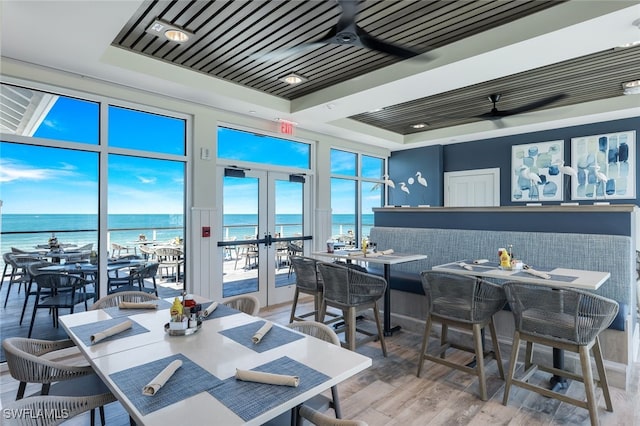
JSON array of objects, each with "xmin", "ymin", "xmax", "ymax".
[
  {"xmin": 571, "ymin": 130, "xmax": 636, "ymax": 200},
  {"xmin": 511, "ymin": 140, "xmax": 564, "ymax": 202}
]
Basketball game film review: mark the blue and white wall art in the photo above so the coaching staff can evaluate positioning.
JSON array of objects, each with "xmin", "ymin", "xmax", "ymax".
[
  {"xmin": 571, "ymin": 130, "xmax": 636, "ymax": 200},
  {"xmin": 511, "ymin": 140, "xmax": 564, "ymax": 202}
]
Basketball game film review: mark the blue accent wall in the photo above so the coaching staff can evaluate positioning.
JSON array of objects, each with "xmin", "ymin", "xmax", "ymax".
[
  {"xmin": 388, "ymin": 144, "xmax": 442, "ymax": 206},
  {"xmin": 388, "ymin": 117, "xmax": 640, "ymax": 206}
]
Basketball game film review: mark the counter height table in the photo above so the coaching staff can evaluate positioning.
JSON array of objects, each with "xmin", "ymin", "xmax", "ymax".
[
  {"xmin": 432, "ymin": 260, "xmax": 610, "ymax": 391},
  {"xmin": 313, "ymin": 250, "xmax": 428, "ymax": 335},
  {"xmin": 59, "ymin": 299, "xmax": 371, "ymax": 425}
]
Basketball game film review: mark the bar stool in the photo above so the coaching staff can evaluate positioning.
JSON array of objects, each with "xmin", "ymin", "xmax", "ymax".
[
  {"xmin": 502, "ymin": 282, "xmax": 618, "ymax": 426},
  {"xmin": 417, "ymin": 271, "xmax": 506, "ymax": 400}
]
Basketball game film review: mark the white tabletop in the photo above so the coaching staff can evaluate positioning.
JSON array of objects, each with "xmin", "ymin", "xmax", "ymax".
[
  {"xmin": 432, "ymin": 260, "xmax": 610, "ymax": 290},
  {"xmin": 59, "ymin": 303, "xmax": 371, "ymax": 425},
  {"xmin": 312, "ymin": 250, "xmax": 427, "ymax": 266}
]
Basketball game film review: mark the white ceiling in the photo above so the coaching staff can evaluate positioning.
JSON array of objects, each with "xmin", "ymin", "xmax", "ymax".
[{"xmin": 1, "ymin": 0, "xmax": 639, "ymax": 150}]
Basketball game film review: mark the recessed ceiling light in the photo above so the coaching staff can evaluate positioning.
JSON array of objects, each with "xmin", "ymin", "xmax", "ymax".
[
  {"xmin": 146, "ymin": 19, "xmax": 193, "ymax": 43},
  {"xmin": 622, "ymin": 80, "xmax": 640, "ymax": 95},
  {"xmin": 279, "ymin": 73, "xmax": 307, "ymax": 85},
  {"xmin": 410, "ymin": 123, "xmax": 428, "ymax": 129}
]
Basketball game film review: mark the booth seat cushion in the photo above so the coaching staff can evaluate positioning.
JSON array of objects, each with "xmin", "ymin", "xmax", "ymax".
[{"xmin": 367, "ymin": 267, "xmax": 424, "ymax": 295}]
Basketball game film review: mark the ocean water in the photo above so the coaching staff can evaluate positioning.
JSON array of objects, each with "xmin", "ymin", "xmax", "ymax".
[{"xmin": 1, "ymin": 213, "xmax": 373, "ymax": 268}]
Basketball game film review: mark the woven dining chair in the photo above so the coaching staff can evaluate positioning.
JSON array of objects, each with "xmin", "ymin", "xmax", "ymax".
[
  {"xmin": 417, "ymin": 271, "xmax": 507, "ymax": 401},
  {"xmin": 3, "ymin": 253, "xmax": 40, "ymax": 308},
  {"xmin": 107, "ymin": 262, "xmax": 159, "ymax": 295},
  {"xmin": 90, "ymin": 290, "xmax": 159, "ymax": 310},
  {"xmin": 19, "ymin": 260, "xmax": 55, "ymax": 326},
  {"xmin": 289, "ymin": 256, "xmax": 325, "ymax": 323},
  {"xmin": 316, "ymin": 261, "xmax": 387, "ymax": 356},
  {"xmin": 502, "ymin": 282, "xmax": 619, "ymax": 426},
  {"xmin": 288, "ymin": 321, "xmax": 343, "ymax": 418},
  {"xmin": 298, "ymin": 405, "xmax": 368, "ymax": 426},
  {"xmin": 2, "ymin": 337, "xmax": 116, "ymax": 426},
  {"xmin": 223, "ymin": 294, "xmax": 260, "ymax": 316}
]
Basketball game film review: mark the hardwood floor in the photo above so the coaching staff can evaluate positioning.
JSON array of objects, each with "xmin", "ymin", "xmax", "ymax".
[{"xmin": 1, "ymin": 297, "xmax": 638, "ymax": 425}]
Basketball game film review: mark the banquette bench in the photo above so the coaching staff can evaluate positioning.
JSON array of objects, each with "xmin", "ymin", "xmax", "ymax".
[{"xmin": 367, "ymin": 226, "xmax": 637, "ymax": 389}]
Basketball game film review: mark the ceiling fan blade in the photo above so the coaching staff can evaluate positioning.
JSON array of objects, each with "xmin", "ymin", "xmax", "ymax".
[
  {"xmin": 336, "ymin": 0, "xmax": 358, "ymax": 30},
  {"xmin": 497, "ymin": 93, "xmax": 568, "ymax": 117},
  {"xmin": 357, "ymin": 26, "xmax": 421, "ymax": 59},
  {"xmin": 249, "ymin": 40, "xmax": 328, "ymax": 62}
]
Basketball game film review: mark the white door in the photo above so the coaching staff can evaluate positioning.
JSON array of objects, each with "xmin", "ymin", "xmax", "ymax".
[
  {"xmin": 217, "ymin": 167, "xmax": 310, "ymax": 308},
  {"xmin": 444, "ymin": 168, "xmax": 500, "ymax": 207}
]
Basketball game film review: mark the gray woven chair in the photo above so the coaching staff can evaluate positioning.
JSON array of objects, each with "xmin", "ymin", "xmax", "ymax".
[
  {"xmin": 289, "ymin": 256, "xmax": 325, "ymax": 323},
  {"xmin": 3, "ymin": 253, "xmax": 40, "ymax": 308},
  {"xmin": 90, "ymin": 290, "xmax": 159, "ymax": 310},
  {"xmin": 298, "ymin": 406, "xmax": 367, "ymax": 426},
  {"xmin": 107, "ymin": 262, "xmax": 159, "ymax": 295},
  {"xmin": 223, "ymin": 294, "xmax": 260, "ymax": 316},
  {"xmin": 317, "ymin": 262, "xmax": 387, "ymax": 356},
  {"xmin": 288, "ymin": 321, "xmax": 343, "ymax": 418},
  {"xmin": 417, "ymin": 271, "xmax": 506, "ymax": 401},
  {"xmin": 2, "ymin": 395, "xmax": 115, "ymax": 426},
  {"xmin": 502, "ymin": 282, "xmax": 619, "ymax": 426},
  {"xmin": 19, "ymin": 260, "xmax": 55, "ymax": 326},
  {"xmin": 2, "ymin": 337, "xmax": 116, "ymax": 426}
]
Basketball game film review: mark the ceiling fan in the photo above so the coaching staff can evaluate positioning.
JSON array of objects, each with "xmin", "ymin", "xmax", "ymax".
[
  {"xmin": 476, "ymin": 93, "xmax": 567, "ymax": 120},
  {"xmin": 252, "ymin": 0, "xmax": 425, "ymax": 61}
]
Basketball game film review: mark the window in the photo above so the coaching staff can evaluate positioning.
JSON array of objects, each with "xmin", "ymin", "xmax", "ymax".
[{"xmin": 330, "ymin": 149, "xmax": 385, "ymax": 244}]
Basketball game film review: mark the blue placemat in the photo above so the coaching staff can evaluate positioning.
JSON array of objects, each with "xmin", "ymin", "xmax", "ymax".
[
  {"xmin": 208, "ymin": 356, "xmax": 330, "ymax": 422},
  {"xmin": 512, "ymin": 271, "xmax": 578, "ymax": 282},
  {"xmin": 103, "ymin": 299, "xmax": 172, "ymax": 318},
  {"xmin": 219, "ymin": 320, "xmax": 304, "ymax": 353},
  {"xmin": 110, "ymin": 353, "xmax": 222, "ymax": 416},
  {"xmin": 200, "ymin": 302, "xmax": 241, "ymax": 321},
  {"xmin": 69, "ymin": 318, "xmax": 150, "ymax": 346}
]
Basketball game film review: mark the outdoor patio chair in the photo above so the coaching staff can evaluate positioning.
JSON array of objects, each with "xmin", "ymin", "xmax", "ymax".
[
  {"xmin": 3, "ymin": 253, "xmax": 41, "ymax": 308},
  {"xmin": 155, "ymin": 247, "xmax": 184, "ymax": 282},
  {"xmin": 107, "ymin": 262, "xmax": 159, "ymax": 295}
]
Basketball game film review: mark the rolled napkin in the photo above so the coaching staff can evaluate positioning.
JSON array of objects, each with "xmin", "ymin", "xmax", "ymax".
[
  {"xmin": 524, "ymin": 268, "xmax": 551, "ymax": 279},
  {"xmin": 458, "ymin": 262, "xmax": 473, "ymax": 271},
  {"xmin": 347, "ymin": 251, "xmax": 364, "ymax": 257},
  {"xmin": 142, "ymin": 360, "xmax": 183, "ymax": 396},
  {"xmin": 365, "ymin": 252, "xmax": 382, "ymax": 257},
  {"xmin": 252, "ymin": 321, "xmax": 273, "ymax": 344},
  {"xmin": 203, "ymin": 301, "xmax": 218, "ymax": 317},
  {"xmin": 90, "ymin": 320, "xmax": 133, "ymax": 344},
  {"xmin": 235, "ymin": 369, "xmax": 299, "ymax": 387},
  {"xmin": 118, "ymin": 301, "xmax": 157, "ymax": 309},
  {"xmin": 473, "ymin": 259, "xmax": 489, "ymax": 264},
  {"xmin": 380, "ymin": 249, "xmax": 394, "ymax": 255}
]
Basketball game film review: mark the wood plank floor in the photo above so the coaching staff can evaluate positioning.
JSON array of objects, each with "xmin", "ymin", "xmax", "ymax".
[{"xmin": 1, "ymin": 297, "xmax": 638, "ymax": 425}]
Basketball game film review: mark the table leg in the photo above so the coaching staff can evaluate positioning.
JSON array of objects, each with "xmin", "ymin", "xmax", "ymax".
[
  {"xmin": 550, "ymin": 348, "xmax": 568, "ymax": 391},
  {"xmin": 383, "ymin": 264, "xmax": 400, "ymax": 336}
]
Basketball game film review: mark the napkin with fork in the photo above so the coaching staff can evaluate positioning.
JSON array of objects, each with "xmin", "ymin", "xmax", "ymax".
[
  {"xmin": 90, "ymin": 320, "xmax": 133, "ymax": 344},
  {"xmin": 142, "ymin": 359, "xmax": 183, "ymax": 396},
  {"xmin": 235, "ymin": 369, "xmax": 299, "ymax": 387},
  {"xmin": 252, "ymin": 321, "xmax": 273, "ymax": 344}
]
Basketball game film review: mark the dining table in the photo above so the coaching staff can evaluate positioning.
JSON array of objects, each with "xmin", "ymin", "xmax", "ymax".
[
  {"xmin": 312, "ymin": 249, "xmax": 428, "ymax": 336},
  {"xmin": 59, "ymin": 298, "xmax": 371, "ymax": 425},
  {"xmin": 432, "ymin": 259, "xmax": 611, "ymax": 391}
]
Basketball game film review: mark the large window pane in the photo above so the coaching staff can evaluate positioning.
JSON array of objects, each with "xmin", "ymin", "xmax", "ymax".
[
  {"xmin": 361, "ymin": 181, "xmax": 382, "ymax": 240},
  {"xmin": 217, "ymin": 127, "xmax": 310, "ymax": 168},
  {"xmin": 1, "ymin": 83, "xmax": 99, "ymax": 144},
  {"xmin": 108, "ymin": 106, "xmax": 186, "ymax": 155},
  {"xmin": 108, "ymin": 155, "xmax": 185, "ymax": 252},
  {"xmin": 362, "ymin": 155, "xmax": 384, "ymax": 179},
  {"xmin": 330, "ymin": 178, "xmax": 356, "ymax": 242},
  {"xmin": 330, "ymin": 149, "xmax": 356, "ymax": 176}
]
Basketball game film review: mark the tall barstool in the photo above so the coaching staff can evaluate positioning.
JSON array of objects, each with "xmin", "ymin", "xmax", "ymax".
[
  {"xmin": 417, "ymin": 271, "xmax": 506, "ymax": 401},
  {"xmin": 502, "ymin": 282, "xmax": 618, "ymax": 426}
]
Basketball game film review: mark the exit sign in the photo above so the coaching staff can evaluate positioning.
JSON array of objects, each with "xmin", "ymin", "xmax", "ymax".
[{"xmin": 279, "ymin": 120, "xmax": 295, "ymax": 135}]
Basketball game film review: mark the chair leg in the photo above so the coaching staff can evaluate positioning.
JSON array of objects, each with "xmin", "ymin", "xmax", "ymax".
[
  {"xmin": 579, "ymin": 345, "xmax": 600, "ymax": 426},
  {"xmin": 417, "ymin": 316, "xmax": 433, "ymax": 377},
  {"xmin": 99, "ymin": 406, "xmax": 106, "ymax": 426},
  {"xmin": 289, "ymin": 288, "xmax": 300, "ymax": 323},
  {"xmin": 503, "ymin": 331, "xmax": 521, "ymax": 406},
  {"xmin": 440, "ymin": 324, "xmax": 449, "ymax": 359},
  {"xmin": 488, "ymin": 318, "xmax": 504, "ymax": 379},
  {"xmin": 592, "ymin": 336, "xmax": 613, "ymax": 412},
  {"xmin": 472, "ymin": 323, "xmax": 488, "ymax": 401},
  {"xmin": 28, "ymin": 302, "xmax": 38, "ymax": 338},
  {"xmin": 345, "ymin": 307, "xmax": 357, "ymax": 351},
  {"xmin": 372, "ymin": 301, "xmax": 387, "ymax": 357},
  {"xmin": 90, "ymin": 408, "xmax": 95, "ymax": 426},
  {"xmin": 16, "ymin": 382, "xmax": 27, "ymax": 400},
  {"xmin": 524, "ymin": 341, "xmax": 534, "ymax": 370},
  {"xmin": 19, "ymin": 280, "xmax": 33, "ymax": 325},
  {"xmin": 321, "ymin": 384, "xmax": 338, "ymax": 420}
]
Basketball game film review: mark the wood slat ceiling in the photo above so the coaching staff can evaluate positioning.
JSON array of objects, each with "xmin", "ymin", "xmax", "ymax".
[
  {"xmin": 111, "ymin": 1, "xmax": 638, "ymax": 136},
  {"xmin": 352, "ymin": 45, "xmax": 640, "ymax": 134}
]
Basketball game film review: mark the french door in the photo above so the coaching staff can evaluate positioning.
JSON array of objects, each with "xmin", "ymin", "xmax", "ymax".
[{"xmin": 217, "ymin": 167, "xmax": 311, "ymax": 308}]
